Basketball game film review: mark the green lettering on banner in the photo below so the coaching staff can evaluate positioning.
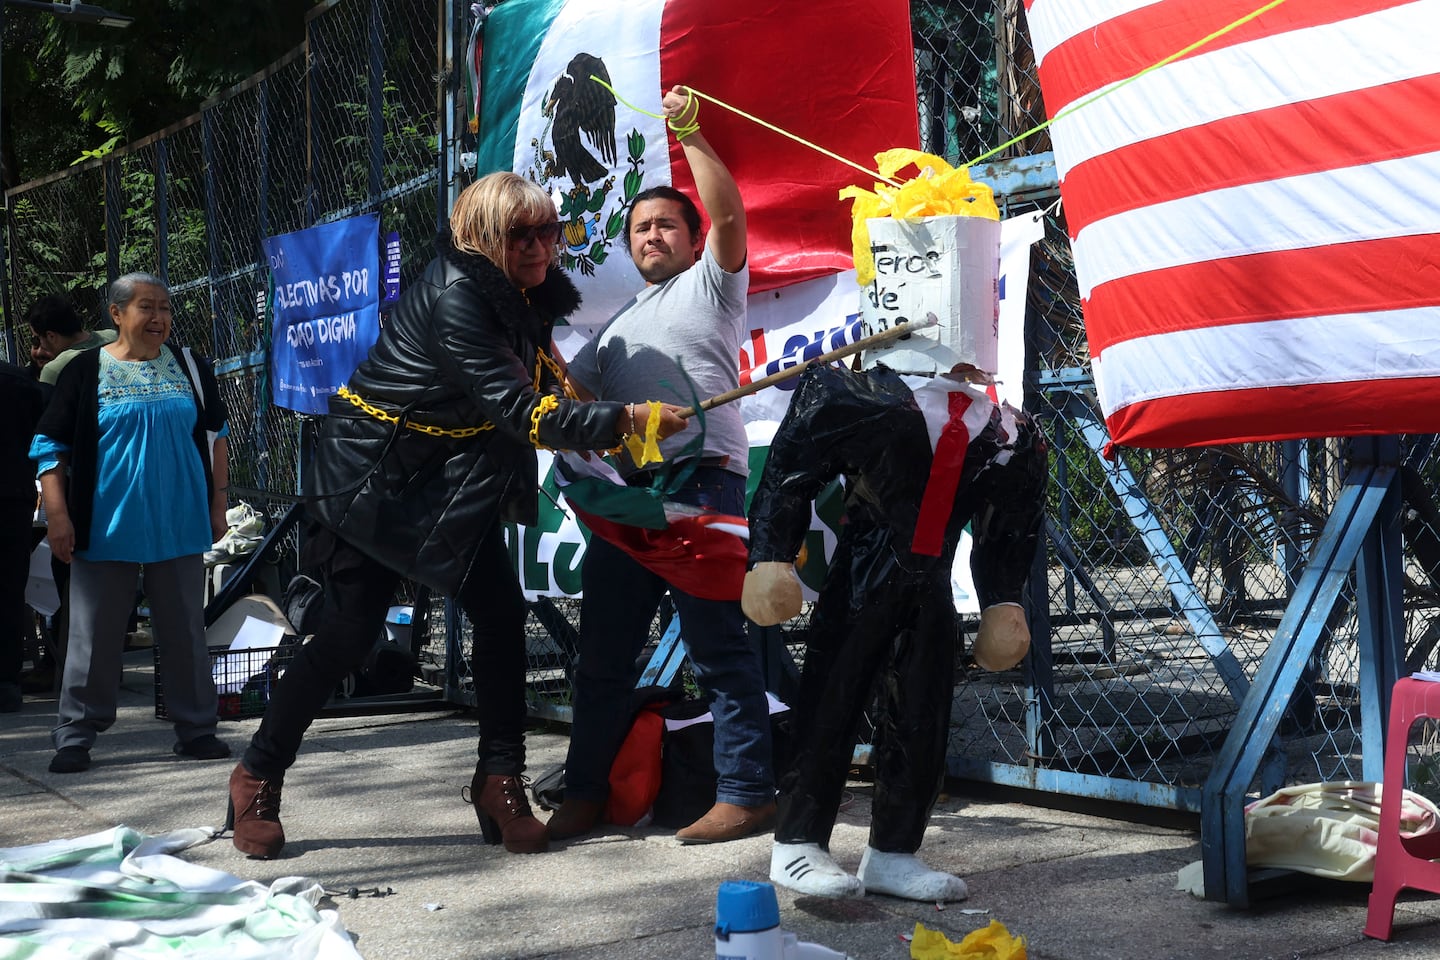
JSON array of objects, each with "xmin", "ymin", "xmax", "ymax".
[
  {"xmin": 522, "ymin": 525, "xmax": 550, "ymax": 593},
  {"xmin": 551, "ymin": 540, "xmax": 584, "ymax": 595}
]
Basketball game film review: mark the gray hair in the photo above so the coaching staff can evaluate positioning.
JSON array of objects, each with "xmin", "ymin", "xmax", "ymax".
[{"xmin": 108, "ymin": 272, "xmax": 169, "ymax": 310}]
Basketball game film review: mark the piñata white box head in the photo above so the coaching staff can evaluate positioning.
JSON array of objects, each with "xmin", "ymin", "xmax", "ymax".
[{"xmin": 858, "ymin": 215, "xmax": 1001, "ymax": 376}]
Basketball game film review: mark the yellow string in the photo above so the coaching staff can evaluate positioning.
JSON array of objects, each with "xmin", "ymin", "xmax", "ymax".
[
  {"xmin": 667, "ymin": 88, "xmax": 701, "ymax": 141},
  {"xmin": 589, "ymin": 0, "xmax": 1290, "ymax": 184},
  {"xmin": 590, "ymin": 75, "xmax": 901, "ymax": 187}
]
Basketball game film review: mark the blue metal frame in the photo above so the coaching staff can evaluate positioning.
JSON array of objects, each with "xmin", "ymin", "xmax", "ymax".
[
  {"xmin": 1064, "ymin": 390, "xmax": 1251, "ymax": 707},
  {"xmin": 1200, "ymin": 437, "xmax": 1404, "ymax": 905}
]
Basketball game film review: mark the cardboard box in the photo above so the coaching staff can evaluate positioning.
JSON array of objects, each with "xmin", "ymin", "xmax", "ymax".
[{"xmin": 858, "ymin": 214, "xmax": 1001, "ymax": 375}]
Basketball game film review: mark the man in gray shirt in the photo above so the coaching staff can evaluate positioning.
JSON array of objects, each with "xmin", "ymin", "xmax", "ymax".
[
  {"xmin": 27, "ymin": 295, "xmax": 117, "ymax": 387},
  {"xmin": 550, "ymin": 84, "xmax": 775, "ymax": 845}
]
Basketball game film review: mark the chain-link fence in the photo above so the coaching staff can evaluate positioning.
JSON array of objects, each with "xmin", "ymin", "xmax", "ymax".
[
  {"xmin": 8, "ymin": 0, "xmax": 1440, "ymax": 827},
  {"xmin": 5, "ymin": 0, "xmax": 453, "ymax": 699}
]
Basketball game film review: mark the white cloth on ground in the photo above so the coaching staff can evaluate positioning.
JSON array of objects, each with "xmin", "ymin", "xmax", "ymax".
[{"xmin": 0, "ymin": 825, "xmax": 363, "ymax": 959}]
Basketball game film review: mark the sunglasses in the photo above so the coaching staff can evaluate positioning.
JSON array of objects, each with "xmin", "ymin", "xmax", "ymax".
[{"xmin": 507, "ymin": 222, "xmax": 562, "ymax": 245}]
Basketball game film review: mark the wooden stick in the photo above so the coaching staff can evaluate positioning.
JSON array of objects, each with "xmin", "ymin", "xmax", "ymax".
[{"xmin": 676, "ymin": 312, "xmax": 940, "ymax": 418}]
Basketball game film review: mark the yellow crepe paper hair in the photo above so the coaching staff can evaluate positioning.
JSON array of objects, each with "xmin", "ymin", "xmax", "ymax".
[
  {"xmin": 910, "ymin": 920, "xmax": 1027, "ymax": 960},
  {"xmin": 841, "ymin": 148, "xmax": 1000, "ymax": 286}
]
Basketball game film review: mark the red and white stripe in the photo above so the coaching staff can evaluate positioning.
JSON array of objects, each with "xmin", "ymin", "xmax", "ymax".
[{"xmin": 1025, "ymin": 0, "xmax": 1440, "ymax": 448}]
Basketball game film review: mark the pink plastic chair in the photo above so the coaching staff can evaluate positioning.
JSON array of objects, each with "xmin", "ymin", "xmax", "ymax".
[{"xmin": 1365, "ymin": 676, "xmax": 1440, "ymax": 940}]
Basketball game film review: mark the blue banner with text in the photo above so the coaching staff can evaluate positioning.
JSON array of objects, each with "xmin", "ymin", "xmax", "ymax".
[{"xmin": 264, "ymin": 214, "xmax": 380, "ymax": 414}]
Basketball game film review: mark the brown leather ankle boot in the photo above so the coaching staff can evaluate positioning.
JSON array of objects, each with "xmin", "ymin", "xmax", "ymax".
[
  {"xmin": 227, "ymin": 762, "xmax": 285, "ymax": 858},
  {"xmin": 470, "ymin": 770, "xmax": 548, "ymax": 854}
]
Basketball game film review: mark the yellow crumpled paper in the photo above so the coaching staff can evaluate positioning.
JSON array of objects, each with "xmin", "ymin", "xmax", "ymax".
[
  {"xmin": 910, "ymin": 920, "xmax": 1026, "ymax": 960},
  {"xmin": 623, "ymin": 399, "xmax": 665, "ymax": 468},
  {"xmin": 840, "ymin": 148, "xmax": 1000, "ymax": 287}
]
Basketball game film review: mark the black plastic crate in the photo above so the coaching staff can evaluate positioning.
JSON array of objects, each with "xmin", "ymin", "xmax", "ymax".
[{"xmin": 155, "ymin": 640, "xmax": 296, "ymax": 721}]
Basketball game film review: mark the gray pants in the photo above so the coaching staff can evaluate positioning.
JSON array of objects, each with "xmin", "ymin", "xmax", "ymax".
[{"xmin": 53, "ymin": 554, "xmax": 218, "ymax": 751}]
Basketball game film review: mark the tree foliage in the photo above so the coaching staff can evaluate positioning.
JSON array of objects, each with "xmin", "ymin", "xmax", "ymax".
[{"xmin": 3, "ymin": 0, "xmax": 311, "ymax": 189}]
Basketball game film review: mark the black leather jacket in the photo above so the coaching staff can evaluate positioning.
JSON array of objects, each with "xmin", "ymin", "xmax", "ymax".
[{"xmin": 309, "ymin": 230, "xmax": 624, "ymax": 595}]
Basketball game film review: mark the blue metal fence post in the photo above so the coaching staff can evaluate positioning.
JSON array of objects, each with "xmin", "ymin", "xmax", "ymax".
[
  {"xmin": 1353, "ymin": 437, "xmax": 1405, "ymax": 781},
  {"xmin": 1069, "ymin": 405, "xmax": 1250, "ymax": 705},
  {"xmin": 1200, "ymin": 439, "xmax": 1398, "ymax": 905}
]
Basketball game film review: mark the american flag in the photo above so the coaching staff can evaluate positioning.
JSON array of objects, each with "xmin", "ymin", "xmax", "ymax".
[{"xmin": 1024, "ymin": 0, "xmax": 1440, "ymax": 449}]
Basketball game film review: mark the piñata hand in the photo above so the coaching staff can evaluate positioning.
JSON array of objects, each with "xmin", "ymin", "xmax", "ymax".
[
  {"xmin": 742, "ymin": 561, "xmax": 804, "ymax": 626},
  {"xmin": 972, "ymin": 602, "xmax": 1030, "ymax": 671}
]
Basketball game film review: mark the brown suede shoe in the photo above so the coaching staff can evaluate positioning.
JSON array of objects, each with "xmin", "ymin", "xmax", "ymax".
[
  {"xmin": 546, "ymin": 797, "xmax": 604, "ymax": 841},
  {"xmin": 471, "ymin": 771, "xmax": 549, "ymax": 854},
  {"xmin": 228, "ymin": 763, "xmax": 285, "ymax": 858},
  {"xmin": 675, "ymin": 800, "xmax": 778, "ymax": 845}
]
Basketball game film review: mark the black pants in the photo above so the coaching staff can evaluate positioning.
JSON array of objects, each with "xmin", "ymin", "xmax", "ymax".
[
  {"xmin": 0, "ymin": 497, "xmax": 32, "ymax": 686},
  {"xmin": 243, "ymin": 523, "xmax": 528, "ymax": 780},
  {"xmin": 773, "ymin": 529, "xmax": 957, "ymax": 854}
]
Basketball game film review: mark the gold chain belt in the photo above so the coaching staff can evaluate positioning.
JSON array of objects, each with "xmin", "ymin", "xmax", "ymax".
[
  {"xmin": 337, "ymin": 350, "xmax": 574, "ymax": 443},
  {"xmin": 336, "ymin": 386, "xmax": 494, "ymax": 439}
]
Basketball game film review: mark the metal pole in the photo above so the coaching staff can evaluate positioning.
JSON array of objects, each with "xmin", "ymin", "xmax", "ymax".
[
  {"xmin": 437, "ymin": 0, "xmax": 457, "ymax": 231},
  {"xmin": 367, "ymin": 0, "xmax": 383, "ymax": 207},
  {"xmin": 202, "ymin": 109, "xmax": 221, "ymax": 354},
  {"xmin": 103, "ymin": 158, "xmax": 119, "ymax": 289},
  {"xmin": 0, "ymin": 2, "xmax": 14, "ymax": 364},
  {"xmin": 155, "ymin": 138, "xmax": 168, "ymax": 283}
]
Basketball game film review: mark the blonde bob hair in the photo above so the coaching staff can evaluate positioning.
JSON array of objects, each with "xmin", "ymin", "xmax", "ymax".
[{"xmin": 450, "ymin": 172, "xmax": 558, "ymax": 284}]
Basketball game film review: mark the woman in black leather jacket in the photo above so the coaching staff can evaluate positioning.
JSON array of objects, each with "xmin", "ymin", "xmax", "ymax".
[{"xmin": 227, "ymin": 172, "xmax": 686, "ymax": 859}]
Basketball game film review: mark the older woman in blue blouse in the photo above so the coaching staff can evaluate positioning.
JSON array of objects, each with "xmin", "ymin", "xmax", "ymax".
[{"xmin": 32, "ymin": 273, "xmax": 232, "ymax": 774}]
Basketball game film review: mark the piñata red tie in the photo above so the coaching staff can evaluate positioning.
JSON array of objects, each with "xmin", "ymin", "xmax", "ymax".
[{"xmin": 911, "ymin": 392, "xmax": 974, "ymax": 556}]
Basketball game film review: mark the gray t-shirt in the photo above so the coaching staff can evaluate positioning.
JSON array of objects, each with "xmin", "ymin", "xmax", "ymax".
[
  {"xmin": 40, "ymin": 329, "xmax": 118, "ymax": 385},
  {"xmin": 568, "ymin": 248, "xmax": 749, "ymax": 476}
]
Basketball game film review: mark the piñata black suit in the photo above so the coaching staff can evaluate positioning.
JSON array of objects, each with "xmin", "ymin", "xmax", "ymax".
[{"xmin": 746, "ymin": 362, "xmax": 1046, "ymax": 855}]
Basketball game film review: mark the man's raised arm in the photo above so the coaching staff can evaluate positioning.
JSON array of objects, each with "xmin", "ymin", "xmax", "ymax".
[{"xmin": 662, "ymin": 85, "xmax": 746, "ymax": 273}]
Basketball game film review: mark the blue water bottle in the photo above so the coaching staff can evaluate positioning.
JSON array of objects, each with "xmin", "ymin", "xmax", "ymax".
[{"xmin": 715, "ymin": 880, "xmax": 783, "ymax": 960}]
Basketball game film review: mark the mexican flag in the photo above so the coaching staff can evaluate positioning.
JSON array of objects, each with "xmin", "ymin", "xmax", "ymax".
[
  {"xmin": 549, "ymin": 452, "xmax": 750, "ymax": 602},
  {"xmin": 475, "ymin": 0, "xmax": 920, "ymax": 329}
]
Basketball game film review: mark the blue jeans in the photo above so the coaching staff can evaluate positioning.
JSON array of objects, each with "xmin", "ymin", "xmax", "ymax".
[{"xmin": 565, "ymin": 467, "xmax": 774, "ymax": 808}]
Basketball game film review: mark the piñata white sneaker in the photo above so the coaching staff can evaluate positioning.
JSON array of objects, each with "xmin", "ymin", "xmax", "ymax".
[
  {"xmin": 857, "ymin": 847, "xmax": 968, "ymax": 902},
  {"xmin": 770, "ymin": 842, "xmax": 863, "ymax": 898}
]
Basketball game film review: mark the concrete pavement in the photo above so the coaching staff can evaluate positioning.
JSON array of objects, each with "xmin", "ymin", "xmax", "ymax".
[{"xmin": 4, "ymin": 649, "xmax": 1440, "ymax": 959}]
